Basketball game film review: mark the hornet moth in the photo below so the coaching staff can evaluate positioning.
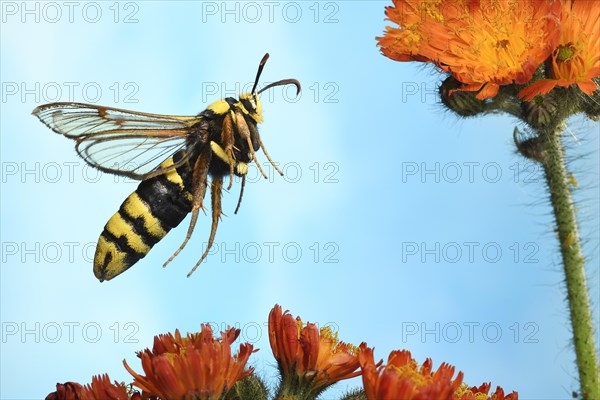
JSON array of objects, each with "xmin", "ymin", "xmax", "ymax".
[{"xmin": 32, "ymin": 54, "xmax": 300, "ymax": 282}]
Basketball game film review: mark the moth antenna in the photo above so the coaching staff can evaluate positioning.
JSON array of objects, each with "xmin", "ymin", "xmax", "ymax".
[
  {"xmin": 258, "ymin": 79, "xmax": 301, "ymax": 96},
  {"xmin": 252, "ymin": 53, "xmax": 270, "ymax": 94}
]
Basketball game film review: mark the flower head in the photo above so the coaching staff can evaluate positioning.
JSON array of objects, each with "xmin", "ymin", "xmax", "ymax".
[
  {"xmin": 82, "ymin": 375, "xmax": 134, "ymax": 400},
  {"xmin": 45, "ymin": 382, "xmax": 87, "ymax": 400},
  {"xmin": 519, "ymin": 0, "xmax": 600, "ymax": 100},
  {"xmin": 123, "ymin": 324, "xmax": 254, "ymax": 400},
  {"xmin": 378, "ymin": 0, "xmax": 562, "ymax": 99},
  {"xmin": 268, "ymin": 304, "xmax": 361, "ymax": 397},
  {"xmin": 45, "ymin": 375, "xmax": 137, "ymax": 400},
  {"xmin": 454, "ymin": 382, "xmax": 519, "ymax": 400},
  {"xmin": 359, "ymin": 345, "xmax": 517, "ymax": 400},
  {"xmin": 359, "ymin": 345, "xmax": 463, "ymax": 399}
]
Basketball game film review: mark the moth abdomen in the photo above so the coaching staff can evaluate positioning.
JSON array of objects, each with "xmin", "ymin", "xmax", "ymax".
[{"xmin": 93, "ymin": 151, "xmax": 194, "ymax": 281}]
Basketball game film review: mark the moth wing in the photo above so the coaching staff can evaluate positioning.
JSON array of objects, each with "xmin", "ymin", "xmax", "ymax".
[{"xmin": 33, "ymin": 102, "xmax": 204, "ymax": 179}]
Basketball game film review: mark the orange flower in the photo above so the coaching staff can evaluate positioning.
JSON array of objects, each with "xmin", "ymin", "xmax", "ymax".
[
  {"xmin": 359, "ymin": 345, "xmax": 517, "ymax": 400},
  {"xmin": 519, "ymin": 0, "xmax": 600, "ymax": 101},
  {"xmin": 45, "ymin": 382, "xmax": 87, "ymax": 400},
  {"xmin": 454, "ymin": 382, "xmax": 519, "ymax": 400},
  {"xmin": 82, "ymin": 375, "xmax": 135, "ymax": 400},
  {"xmin": 45, "ymin": 375, "xmax": 137, "ymax": 400},
  {"xmin": 268, "ymin": 305, "xmax": 361, "ymax": 396},
  {"xmin": 123, "ymin": 325, "xmax": 254, "ymax": 400},
  {"xmin": 359, "ymin": 344, "xmax": 463, "ymax": 399},
  {"xmin": 378, "ymin": 0, "xmax": 562, "ymax": 99}
]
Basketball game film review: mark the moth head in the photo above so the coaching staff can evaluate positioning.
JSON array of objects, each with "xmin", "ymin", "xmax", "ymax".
[
  {"xmin": 239, "ymin": 92, "xmax": 264, "ymax": 123},
  {"xmin": 239, "ymin": 53, "xmax": 301, "ymax": 124}
]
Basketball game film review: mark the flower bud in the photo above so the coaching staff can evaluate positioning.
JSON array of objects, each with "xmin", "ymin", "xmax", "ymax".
[
  {"xmin": 513, "ymin": 128, "xmax": 546, "ymax": 163},
  {"xmin": 521, "ymin": 94, "xmax": 558, "ymax": 129},
  {"xmin": 440, "ymin": 77, "xmax": 487, "ymax": 117}
]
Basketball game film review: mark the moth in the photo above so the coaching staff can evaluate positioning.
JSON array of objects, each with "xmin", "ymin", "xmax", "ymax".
[{"xmin": 32, "ymin": 54, "xmax": 300, "ymax": 281}]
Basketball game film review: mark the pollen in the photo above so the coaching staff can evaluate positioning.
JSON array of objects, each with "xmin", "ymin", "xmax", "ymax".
[{"xmin": 556, "ymin": 43, "xmax": 577, "ymax": 62}]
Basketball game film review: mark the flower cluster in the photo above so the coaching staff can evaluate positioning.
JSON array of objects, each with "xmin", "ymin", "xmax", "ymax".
[
  {"xmin": 45, "ymin": 305, "xmax": 516, "ymax": 400},
  {"xmin": 378, "ymin": 2, "xmax": 599, "ymax": 397},
  {"xmin": 378, "ymin": 0, "xmax": 599, "ymax": 103}
]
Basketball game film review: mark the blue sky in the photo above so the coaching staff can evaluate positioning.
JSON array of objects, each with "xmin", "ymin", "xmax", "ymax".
[{"xmin": 1, "ymin": 1, "xmax": 599, "ymax": 399}]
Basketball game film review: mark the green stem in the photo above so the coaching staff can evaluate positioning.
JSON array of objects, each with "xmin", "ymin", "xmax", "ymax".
[{"xmin": 540, "ymin": 125, "xmax": 599, "ymax": 399}]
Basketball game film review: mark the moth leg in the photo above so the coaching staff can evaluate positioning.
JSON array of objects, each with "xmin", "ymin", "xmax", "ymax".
[
  {"xmin": 234, "ymin": 110, "xmax": 268, "ymax": 179},
  {"xmin": 163, "ymin": 207, "xmax": 201, "ymax": 268},
  {"xmin": 221, "ymin": 112, "xmax": 236, "ymax": 190},
  {"xmin": 187, "ymin": 176, "xmax": 223, "ymax": 277},
  {"xmin": 234, "ymin": 171, "xmax": 246, "ymax": 214},
  {"xmin": 163, "ymin": 148, "xmax": 211, "ymax": 268},
  {"xmin": 258, "ymin": 137, "xmax": 283, "ymax": 176}
]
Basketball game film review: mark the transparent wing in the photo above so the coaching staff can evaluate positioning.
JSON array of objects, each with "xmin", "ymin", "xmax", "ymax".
[
  {"xmin": 74, "ymin": 131, "xmax": 199, "ymax": 179},
  {"xmin": 32, "ymin": 102, "xmax": 199, "ymax": 138},
  {"xmin": 32, "ymin": 102, "xmax": 204, "ymax": 179}
]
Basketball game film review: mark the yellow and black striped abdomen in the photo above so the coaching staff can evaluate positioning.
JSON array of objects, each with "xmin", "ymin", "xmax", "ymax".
[{"xmin": 94, "ymin": 153, "xmax": 194, "ymax": 281}]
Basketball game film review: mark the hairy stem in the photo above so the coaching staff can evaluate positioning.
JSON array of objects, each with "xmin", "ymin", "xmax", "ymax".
[{"xmin": 540, "ymin": 125, "xmax": 599, "ymax": 400}]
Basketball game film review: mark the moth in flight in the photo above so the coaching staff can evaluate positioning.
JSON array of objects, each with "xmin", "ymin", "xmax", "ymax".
[{"xmin": 32, "ymin": 54, "xmax": 300, "ymax": 282}]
